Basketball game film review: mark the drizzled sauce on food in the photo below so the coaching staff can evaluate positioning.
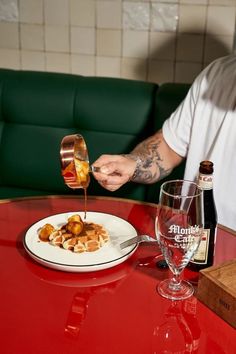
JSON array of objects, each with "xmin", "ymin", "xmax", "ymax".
[{"xmin": 38, "ymin": 214, "xmax": 110, "ymax": 253}]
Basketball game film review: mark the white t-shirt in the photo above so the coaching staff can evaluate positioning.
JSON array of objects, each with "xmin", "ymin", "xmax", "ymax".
[{"xmin": 163, "ymin": 54, "xmax": 236, "ymax": 230}]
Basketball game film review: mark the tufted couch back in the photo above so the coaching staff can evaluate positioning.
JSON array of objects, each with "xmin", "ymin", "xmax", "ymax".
[{"xmin": 0, "ymin": 69, "xmax": 189, "ymax": 201}]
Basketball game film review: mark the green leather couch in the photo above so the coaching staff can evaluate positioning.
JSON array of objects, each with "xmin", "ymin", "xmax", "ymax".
[{"xmin": 0, "ymin": 68, "xmax": 190, "ymax": 202}]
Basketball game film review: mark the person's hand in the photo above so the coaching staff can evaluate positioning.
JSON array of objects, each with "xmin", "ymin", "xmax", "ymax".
[{"xmin": 92, "ymin": 154, "xmax": 136, "ymax": 191}]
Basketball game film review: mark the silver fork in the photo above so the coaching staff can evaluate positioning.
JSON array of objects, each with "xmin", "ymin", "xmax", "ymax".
[{"xmin": 119, "ymin": 235, "xmax": 157, "ymax": 249}]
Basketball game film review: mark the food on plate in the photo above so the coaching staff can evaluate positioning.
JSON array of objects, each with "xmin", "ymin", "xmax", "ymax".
[
  {"xmin": 49, "ymin": 231, "xmax": 64, "ymax": 246},
  {"xmin": 66, "ymin": 218, "xmax": 84, "ymax": 235},
  {"xmin": 38, "ymin": 223, "xmax": 55, "ymax": 241},
  {"xmin": 68, "ymin": 214, "xmax": 83, "ymax": 223},
  {"xmin": 38, "ymin": 214, "xmax": 109, "ymax": 253}
]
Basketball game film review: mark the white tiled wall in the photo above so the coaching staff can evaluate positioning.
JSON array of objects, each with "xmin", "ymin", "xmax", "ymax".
[{"xmin": 0, "ymin": 0, "xmax": 235, "ymax": 83}]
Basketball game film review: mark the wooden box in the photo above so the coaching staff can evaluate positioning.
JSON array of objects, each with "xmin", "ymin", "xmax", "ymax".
[{"xmin": 197, "ymin": 259, "xmax": 236, "ymax": 328}]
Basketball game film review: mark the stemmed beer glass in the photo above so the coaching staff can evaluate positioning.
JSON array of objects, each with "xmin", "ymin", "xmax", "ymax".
[{"xmin": 155, "ymin": 180, "xmax": 203, "ymax": 300}]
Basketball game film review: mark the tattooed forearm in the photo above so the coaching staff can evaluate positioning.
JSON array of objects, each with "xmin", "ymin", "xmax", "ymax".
[{"xmin": 128, "ymin": 130, "xmax": 173, "ymax": 184}]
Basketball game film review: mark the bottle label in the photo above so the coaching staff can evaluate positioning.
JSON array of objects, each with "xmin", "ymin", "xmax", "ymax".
[
  {"xmin": 198, "ymin": 174, "xmax": 213, "ymax": 190},
  {"xmin": 191, "ymin": 229, "xmax": 210, "ymax": 264}
]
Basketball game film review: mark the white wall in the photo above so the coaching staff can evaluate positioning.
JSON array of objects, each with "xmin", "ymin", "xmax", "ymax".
[{"xmin": 0, "ymin": 0, "xmax": 235, "ymax": 83}]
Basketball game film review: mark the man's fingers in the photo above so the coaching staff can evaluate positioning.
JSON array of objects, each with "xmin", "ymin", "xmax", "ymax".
[
  {"xmin": 102, "ymin": 174, "xmax": 129, "ymax": 185},
  {"xmin": 98, "ymin": 180, "xmax": 122, "ymax": 191}
]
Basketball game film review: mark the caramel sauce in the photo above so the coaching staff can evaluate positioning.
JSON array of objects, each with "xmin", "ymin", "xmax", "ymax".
[
  {"xmin": 38, "ymin": 217, "xmax": 110, "ymax": 253},
  {"xmin": 83, "ymin": 187, "xmax": 87, "ymax": 220}
]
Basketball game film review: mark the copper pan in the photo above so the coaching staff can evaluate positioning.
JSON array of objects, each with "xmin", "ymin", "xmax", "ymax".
[{"xmin": 60, "ymin": 134, "xmax": 98, "ymax": 189}]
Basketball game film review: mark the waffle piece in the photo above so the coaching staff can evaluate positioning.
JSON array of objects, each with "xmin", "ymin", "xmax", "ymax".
[
  {"xmin": 85, "ymin": 239, "xmax": 100, "ymax": 252},
  {"xmin": 63, "ymin": 237, "xmax": 80, "ymax": 251},
  {"xmin": 50, "ymin": 231, "xmax": 65, "ymax": 247},
  {"xmin": 74, "ymin": 241, "xmax": 86, "ymax": 253}
]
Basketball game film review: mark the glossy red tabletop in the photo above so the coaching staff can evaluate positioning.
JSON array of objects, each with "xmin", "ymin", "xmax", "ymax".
[{"xmin": 0, "ymin": 196, "xmax": 235, "ymax": 354}]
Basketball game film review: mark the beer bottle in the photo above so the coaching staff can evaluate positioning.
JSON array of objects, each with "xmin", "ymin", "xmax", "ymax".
[{"xmin": 190, "ymin": 160, "xmax": 217, "ymax": 270}]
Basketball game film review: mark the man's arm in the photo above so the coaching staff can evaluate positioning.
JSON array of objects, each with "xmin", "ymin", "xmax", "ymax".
[
  {"xmin": 128, "ymin": 129, "xmax": 183, "ymax": 184},
  {"xmin": 92, "ymin": 129, "xmax": 183, "ymax": 191}
]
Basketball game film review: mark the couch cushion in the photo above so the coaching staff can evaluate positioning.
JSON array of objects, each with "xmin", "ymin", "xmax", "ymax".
[
  {"xmin": 1, "ymin": 70, "xmax": 79, "ymax": 127},
  {"xmin": 0, "ymin": 69, "xmax": 159, "ymax": 201},
  {"xmin": 0, "ymin": 186, "xmax": 52, "ymax": 199},
  {"xmin": 0, "ymin": 123, "xmax": 71, "ymax": 192},
  {"xmin": 74, "ymin": 77, "xmax": 157, "ymax": 135}
]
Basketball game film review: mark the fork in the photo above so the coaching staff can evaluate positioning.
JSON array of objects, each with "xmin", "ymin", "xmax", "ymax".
[{"xmin": 119, "ymin": 235, "xmax": 157, "ymax": 249}]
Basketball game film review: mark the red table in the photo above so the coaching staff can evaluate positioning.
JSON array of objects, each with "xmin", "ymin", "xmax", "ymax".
[{"xmin": 0, "ymin": 196, "xmax": 235, "ymax": 354}]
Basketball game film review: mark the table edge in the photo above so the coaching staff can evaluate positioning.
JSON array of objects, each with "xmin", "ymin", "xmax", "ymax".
[
  {"xmin": 0, "ymin": 194, "xmax": 158, "ymax": 207},
  {"xmin": 1, "ymin": 195, "xmax": 235, "ymax": 236}
]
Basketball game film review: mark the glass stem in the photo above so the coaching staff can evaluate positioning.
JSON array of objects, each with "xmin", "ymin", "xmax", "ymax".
[{"xmin": 170, "ymin": 273, "xmax": 181, "ymax": 291}]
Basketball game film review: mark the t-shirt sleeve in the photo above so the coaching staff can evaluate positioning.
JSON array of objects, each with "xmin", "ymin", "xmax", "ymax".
[
  {"xmin": 162, "ymin": 57, "xmax": 224, "ymax": 158},
  {"xmin": 162, "ymin": 71, "xmax": 206, "ymax": 158},
  {"xmin": 162, "ymin": 89, "xmax": 194, "ymax": 158}
]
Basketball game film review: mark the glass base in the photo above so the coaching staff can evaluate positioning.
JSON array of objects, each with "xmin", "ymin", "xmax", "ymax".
[{"xmin": 157, "ymin": 279, "xmax": 194, "ymax": 300}]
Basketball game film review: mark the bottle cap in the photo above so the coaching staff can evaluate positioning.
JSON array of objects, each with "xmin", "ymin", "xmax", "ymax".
[{"xmin": 199, "ymin": 160, "xmax": 214, "ymax": 174}]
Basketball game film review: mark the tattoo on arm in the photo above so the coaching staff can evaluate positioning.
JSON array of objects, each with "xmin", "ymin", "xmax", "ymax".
[{"xmin": 130, "ymin": 132, "xmax": 172, "ymax": 184}]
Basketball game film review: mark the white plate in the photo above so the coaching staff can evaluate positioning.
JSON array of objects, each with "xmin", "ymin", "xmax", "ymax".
[{"xmin": 23, "ymin": 212, "xmax": 138, "ymax": 272}]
